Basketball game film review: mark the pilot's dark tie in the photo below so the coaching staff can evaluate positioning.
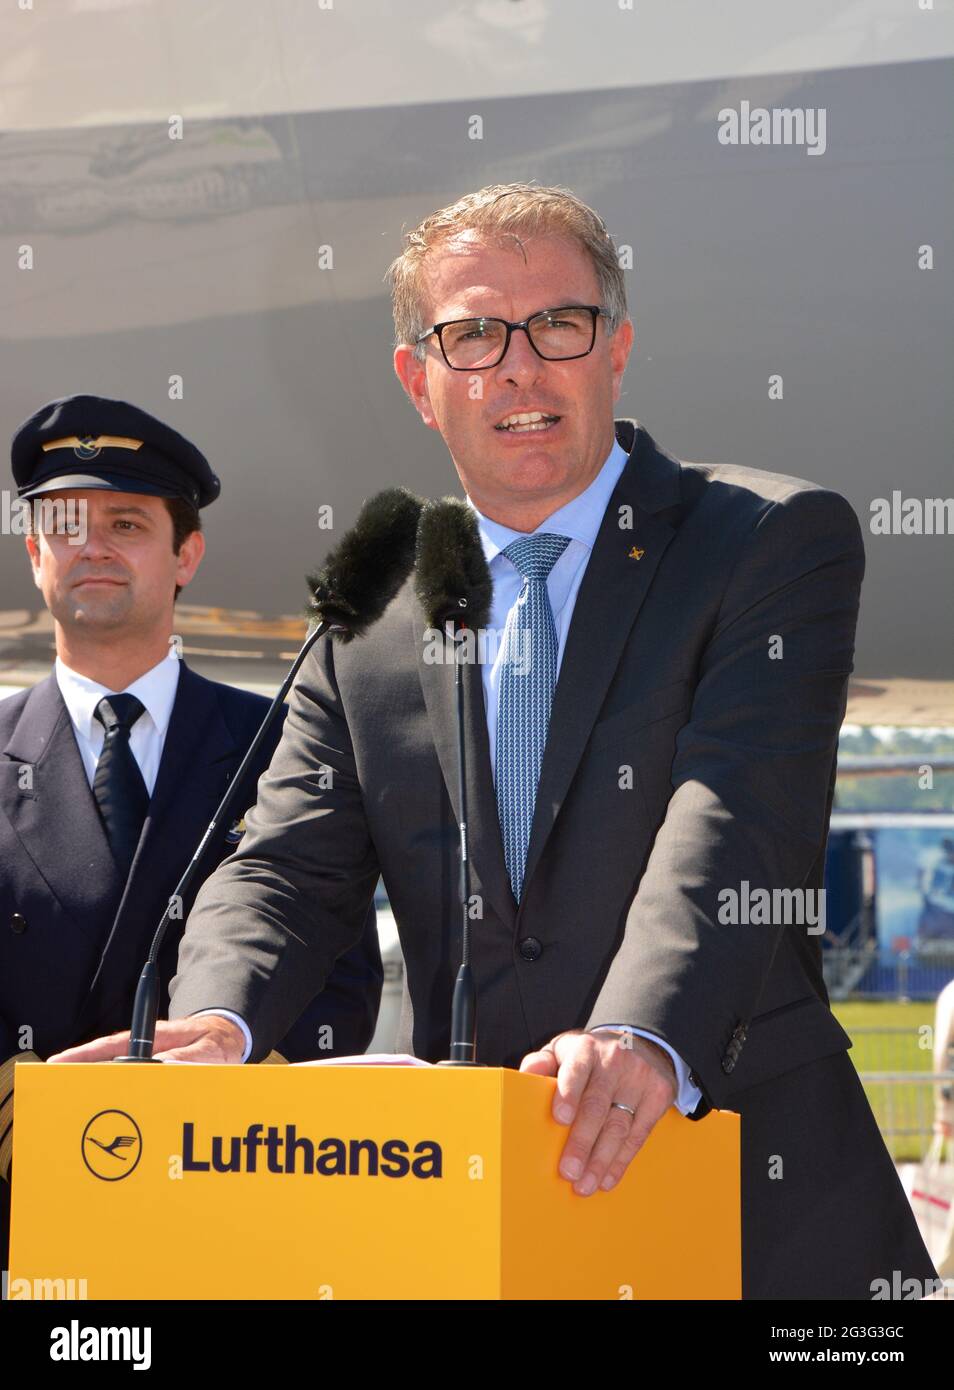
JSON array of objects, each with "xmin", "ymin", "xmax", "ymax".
[{"xmin": 92, "ymin": 694, "xmax": 149, "ymax": 871}]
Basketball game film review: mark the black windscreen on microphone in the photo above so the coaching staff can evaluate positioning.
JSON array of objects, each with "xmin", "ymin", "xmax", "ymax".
[
  {"xmin": 307, "ymin": 486, "xmax": 424, "ymax": 638},
  {"xmin": 413, "ymin": 496, "xmax": 493, "ymax": 634}
]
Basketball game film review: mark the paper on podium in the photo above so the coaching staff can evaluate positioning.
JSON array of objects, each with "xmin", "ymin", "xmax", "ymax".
[
  {"xmin": 292, "ymin": 1053, "xmax": 431, "ymax": 1067},
  {"xmin": 157, "ymin": 1052, "xmax": 431, "ymax": 1066}
]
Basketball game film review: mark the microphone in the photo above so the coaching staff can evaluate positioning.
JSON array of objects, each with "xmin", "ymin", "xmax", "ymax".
[
  {"xmin": 115, "ymin": 487, "xmax": 423, "ymax": 1062},
  {"xmin": 414, "ymin": 497, "xmax": 492, "ymax": 1065},
  {"xmin": 305, "ymin": 486, "xmax": 423, "ymax": 637}
]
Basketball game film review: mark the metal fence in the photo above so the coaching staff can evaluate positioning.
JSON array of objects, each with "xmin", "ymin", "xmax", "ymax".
[
  {"xmin": 848, "ymin": 1027, "xmax": 952, "ymax": 1163},
  {"xmin": 825, "ymin": 945, "xmax": 954, "ymax": 1001}
]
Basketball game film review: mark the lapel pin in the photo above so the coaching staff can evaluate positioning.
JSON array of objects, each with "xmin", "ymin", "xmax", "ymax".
[
  {"xmin": 225, "ymin": 816, "xmax": 246, "ymax": 845},
  {"xmin": 628, "ymin": 545, "xmax": 645, "ymax": 560}
]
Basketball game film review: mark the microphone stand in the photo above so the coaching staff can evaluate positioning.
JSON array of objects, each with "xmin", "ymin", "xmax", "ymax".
[
  {"xmin": 115, "ymin": 618, "xmax": 335, "ymax": 1062},
  {"xmin": 438, "ymin": 613, "xmax": 479, "ymax": 1067}
]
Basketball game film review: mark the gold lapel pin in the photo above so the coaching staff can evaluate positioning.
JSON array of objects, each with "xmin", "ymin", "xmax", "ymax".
[
  {"xmin": 225, "ymin": 816, "xmax": 246, "ymax": 845},
  {"xmin": 628, "ymin": 545, "xmax": 645, "ymax": 560}
]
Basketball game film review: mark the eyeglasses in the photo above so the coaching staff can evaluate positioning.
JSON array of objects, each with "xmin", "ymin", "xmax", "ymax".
[{"xmin": 415, "ymin": 305, "xmax": 608, "ymax": 370}]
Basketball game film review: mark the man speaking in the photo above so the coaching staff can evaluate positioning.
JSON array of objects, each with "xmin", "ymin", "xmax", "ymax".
[{"xmin": 54, "ymin": 184, "xmax": 935, "ymax": 1299}]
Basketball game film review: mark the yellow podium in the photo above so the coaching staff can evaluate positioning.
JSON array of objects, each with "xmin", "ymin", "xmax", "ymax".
[{"xmin": 9, "ymin": 1063, "xmax": 740, "ymax": 1300}]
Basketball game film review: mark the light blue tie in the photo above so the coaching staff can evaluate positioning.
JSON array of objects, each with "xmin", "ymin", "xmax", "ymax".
[{"xmin": 495, "ymin": 532, "xmax": 572, "ymax": 903}]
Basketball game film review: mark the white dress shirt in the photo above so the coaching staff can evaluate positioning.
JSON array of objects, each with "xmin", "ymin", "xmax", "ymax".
[
  {"xmin": 56, "ymin": 651, "xmax": 181, "ymax": 795},
  {"xmin": 210, "ymin": 441, "xmax": 704, "ymax": 1113}
]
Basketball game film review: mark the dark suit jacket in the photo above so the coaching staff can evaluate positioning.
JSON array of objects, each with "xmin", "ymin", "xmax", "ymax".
[
  {"xmin": 169, "ymin": 419, "xmax": 935, "ymax": 1297},
  {"xmin": 0, "ymin": 661, "xmax": 382, "ymax": 1063}
]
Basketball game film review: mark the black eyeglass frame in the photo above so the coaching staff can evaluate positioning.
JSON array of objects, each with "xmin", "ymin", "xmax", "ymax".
[{"xmin": 414, "ymin": 304, "xmax": 609, "ymax": 370}]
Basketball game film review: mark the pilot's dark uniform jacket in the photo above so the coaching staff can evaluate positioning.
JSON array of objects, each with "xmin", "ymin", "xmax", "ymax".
[
  {"xmin": 0, "ymin": 395, "xmax": 383, "ymax": 1257},
  {"xmin": 0, "ymin": 661, "xmax": 382, "ymax": 1067}
]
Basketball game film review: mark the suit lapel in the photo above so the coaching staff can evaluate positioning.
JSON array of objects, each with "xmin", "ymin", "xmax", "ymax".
[
  {"xmin": 414, "ymin": 420, "xmax": 683, "ymax": 926},
  {"xmin": 521, "ymin": 420, "xmax": 681, "ymax": 898},
  {"xmin": 1, "ymin": 673, "xmax": 118, "ymax": 938},
  {"xmin": 414, "ymin": 587, "xmax": 518, "ymax": 933},
  {"xmin": 72, "ymin": 661, "xmax": 241, "ymax": 1034}
]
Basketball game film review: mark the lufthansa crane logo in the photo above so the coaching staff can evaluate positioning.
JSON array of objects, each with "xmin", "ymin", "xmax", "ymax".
[
  {"xmin": 73, "ymin": 436, "xmax": 102, "ymax": 460},
  {"xmin": 81, "ymin": 1109, "xmax": 143, "ymax": 1181}
]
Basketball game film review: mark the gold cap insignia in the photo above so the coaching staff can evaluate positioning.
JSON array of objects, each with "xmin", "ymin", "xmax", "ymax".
[{"xmin": 41, "ymin": 434, "xmax": 144, "ymax": 461}]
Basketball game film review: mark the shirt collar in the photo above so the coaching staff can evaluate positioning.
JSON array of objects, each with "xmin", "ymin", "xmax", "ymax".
[
  {"xmin": 55, "ymin": 651, "xmax": 182, "ymax": 741},
  {"xmin": 465, "ymin": 430, "xmax": 631, "ymax": 565}
]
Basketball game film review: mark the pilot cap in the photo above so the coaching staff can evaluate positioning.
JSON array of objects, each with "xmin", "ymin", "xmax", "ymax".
[{"xmin": 11, "ymin": 394, "xmax": 220, "ymax": 508}]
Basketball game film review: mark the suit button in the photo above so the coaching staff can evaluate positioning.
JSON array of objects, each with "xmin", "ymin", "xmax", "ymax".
[
  {"xmin": 10, "ymin": 913, "xmax": 27, "ymax": 934},
  {"xmin": 518, "ymin": 936, "xmax": 543, "ymax": 962},
  {"xmin": 721, "ymin": 1055, "xmax": 736, "ymax": 1075}
]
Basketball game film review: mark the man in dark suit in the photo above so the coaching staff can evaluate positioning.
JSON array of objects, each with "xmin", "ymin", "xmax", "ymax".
[
  {"xmin": 56, "ymin": 188, "xmax": 936, "ymax": 1298},
  {"xmin": 1, "ymin": 396, "xmax": 382, "ymax": 1251}
]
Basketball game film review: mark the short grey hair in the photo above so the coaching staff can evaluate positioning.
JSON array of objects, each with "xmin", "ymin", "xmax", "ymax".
[{"xmin": 385, "ymin": 182, "xmax": 629, "ymax": 360}]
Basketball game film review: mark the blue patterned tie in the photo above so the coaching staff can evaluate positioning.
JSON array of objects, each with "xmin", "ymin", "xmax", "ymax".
[{"xmin": 495, "ymin": 532, "xmax": 571, "ymax": 902}]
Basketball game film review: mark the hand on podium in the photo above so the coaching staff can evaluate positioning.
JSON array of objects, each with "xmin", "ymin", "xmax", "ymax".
[
  {"xmin": 46, "ymin": 1014, "xmax": 245, "ymax": 1065},
  {"xmin": 520, "ymin": 1029, "xmax": 678, "ymax": 1199}
]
